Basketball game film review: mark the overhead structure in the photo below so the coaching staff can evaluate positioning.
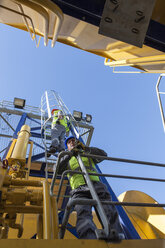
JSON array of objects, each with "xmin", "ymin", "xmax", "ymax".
[
  {"xmin": 0, "ymin": 0, "xmax": 63, "ymax": 47},
  {"xmin": 0, "ymin": 0, "xmax": 165, "ymax": 73}
]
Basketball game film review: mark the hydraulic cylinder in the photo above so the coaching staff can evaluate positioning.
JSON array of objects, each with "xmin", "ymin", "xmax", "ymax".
[{"xmin": 8, "ymin": 125, "xmax": 31, "ymax": 179}]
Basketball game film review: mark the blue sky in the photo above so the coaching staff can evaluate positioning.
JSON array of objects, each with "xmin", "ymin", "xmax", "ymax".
[{"xmin": 0, "ymin": 23, "xmax": 165, "ymax": 204}]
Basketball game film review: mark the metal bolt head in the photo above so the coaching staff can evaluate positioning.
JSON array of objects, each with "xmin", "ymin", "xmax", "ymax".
[
  {"xmin": 104, "ymin": 17, "xmax": 113, "ymax": 23},
  {"xmin": 110, "ymin": 0, "xmax": 118, "ymax": 4},
  {"xmin": 132, "ymin": 28, "xmax": 139, "ymax": 34},
  {"xmin": 136, "ymin": 10, "xmax": 143, "ymax": 16}
]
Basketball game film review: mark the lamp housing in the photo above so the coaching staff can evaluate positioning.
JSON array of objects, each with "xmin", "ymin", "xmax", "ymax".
[
  {"xmin": 73, "ymin": 110, "xmax": 82, "ymax": 121},
  {"xmin": 14, "ymin": 98, "xmax": 26, "ymax": 109},
  {"xmin": 85, "ymin": 114, "xmax": 92, "ymax": 123}
]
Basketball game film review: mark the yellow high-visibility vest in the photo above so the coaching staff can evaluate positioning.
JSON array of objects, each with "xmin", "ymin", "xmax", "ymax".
[
  {"xmin": 52, "ymin": 109, "xmax": 69, "ymax": 132},
  {"xmin": 68, "ymin": 156, "xmax": 100, "ymax": 190}
]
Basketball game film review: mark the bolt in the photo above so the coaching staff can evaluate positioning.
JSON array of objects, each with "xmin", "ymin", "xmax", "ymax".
[
  {"xmin": 135, "ymin": 16, "xmax": 145, "ymax": 23},
  {"xmin": 110, "ymin": 0, "xmax": 118, "ymax": 4},
  {"xmin": 104, "ymin": 17, "xmax": 113, "ymax": 23},
  {"xmin": 82, "ymin": 16, "xmax": 85, "ymax": 21},
  {"xmin": 136, "ymin": 10, "xmax": 143, "ymax": 16},
  {"xmin": 132, "ymin": 28, "xmax": 139, "ymax": 34}
]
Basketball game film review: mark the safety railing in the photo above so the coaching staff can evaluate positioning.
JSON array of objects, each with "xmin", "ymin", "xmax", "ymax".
[
  {"xmin": 50, "ymin": 151, "xmax": 116, "ymax": 239},
  {"xmin": 0, "ymin": 4, "xmax": 39, "ymax": 46},
  {"xmin": 156, "ymin": 74, "xmax": 165, "ymax": 132},
  {"xmin": 0, "ymin": 100, "xmax": 40, "ymax": 115},
  {"xmin": 50, "ymin": 151, "xmax": 165, "ymax": 240}
]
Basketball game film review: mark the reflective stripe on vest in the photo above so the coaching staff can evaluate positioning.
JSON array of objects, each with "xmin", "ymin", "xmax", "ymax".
[{"xmin": 67, "ymin": 156, "xmax": 100, "ymax": 190}]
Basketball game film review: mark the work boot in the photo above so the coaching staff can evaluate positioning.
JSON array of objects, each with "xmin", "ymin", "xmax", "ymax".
[
  {"xmin": 47, "ymin": 146, "xmax": 57, "ymax": 157},
  {"xmin": 108, "ymin": 229, "xmax": 125, "ymax": 241}
]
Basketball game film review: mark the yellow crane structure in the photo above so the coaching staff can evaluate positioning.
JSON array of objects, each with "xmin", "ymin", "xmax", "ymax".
[
  {"xmin": 0, "ymin": 0, "xmax": 165, "ymax": 73},
  {"xmin": 0, "ymin": 0, "xmax": 165, "ymax": 247}
]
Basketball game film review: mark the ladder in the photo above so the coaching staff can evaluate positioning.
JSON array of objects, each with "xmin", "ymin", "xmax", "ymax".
[{"xmin": 40, "ymin": 90, "xmax": 94, "ymax": 178}]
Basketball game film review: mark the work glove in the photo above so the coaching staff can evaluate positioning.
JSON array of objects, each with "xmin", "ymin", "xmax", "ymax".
[
  {"xmin": 75, "ymin": 141, "xmax": 86, "ymax": 150},
  {"xmin": 56, "ymin": 119, "xmax": 60, "ymax": 125},
  {"xmin": 70, "ymin": 141, "xmax": 86, "ymax": 157}
]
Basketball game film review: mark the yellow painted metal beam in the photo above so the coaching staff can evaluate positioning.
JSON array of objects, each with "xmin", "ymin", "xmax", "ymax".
[
  {"xmin": 105, "ymin": 54, "xmax": 165, "ymax": 67},
  {"xmin": 0, "ymin": 239, "xmax": 165, "ymax": 248},
  {"xmin": 6, "ymin": 139, "xmax": 17, "ymax": 160},
  {"xmin": 43, "ymin": 180, "xmax": 52, "ymax": 239}
]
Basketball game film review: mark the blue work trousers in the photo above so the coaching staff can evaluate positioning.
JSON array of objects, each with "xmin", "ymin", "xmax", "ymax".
[
  {"xmin": 71, "ymin": 181, "xmax": 123, "ymax": 239},
  {"xmin": 51, "ymin": 124, "xmax": 66, "ymax": 151}
]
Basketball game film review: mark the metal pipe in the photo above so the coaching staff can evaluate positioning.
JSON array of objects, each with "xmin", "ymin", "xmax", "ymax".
[
  {"xmin": 80, "ymin": 152, "xmax": 165, "ymax": 168},
  {"xmin": 3, "ymin": 175, "xmax": 42, "ymax": 187},
  {"xmin": 1, "ymin": 205, "xmax": 43, "ymax": 213},
  {"xmin": 43, "ymin": 180, "xmax": 52, "ymax": 239},
  {"xmin": 11, "ymin": 179, "xmax": 42, "ymax": 187},
  {"xmin": 0, "ymin": 113, "xmax": 15, "ymax": 132},
  {"xmin": 56, "ymin": 169, "xmax": 165, "ymax": 204},
  {"xmin": 156, "ymin": 74, "xmax": 165, "ymax": 132},
  {"xmin": 45, "ymin": 91, "xmax": 51, "ymax": 119},
  {"xmin": 26, "ymin": 141, "xmax": 33, "ymax": 179},
  {"xmin": 37, "ymin": 214, "xmax": 43, "ymax": 239},
  {"xmin": 100, "ymin": 201, "xmax": 165, "ymax": 208},
  {"xmin": 51, "ymin": 196, "xmax": 59, "ymax": 239},
  {"xmin": 50, "ymin": 151, "xmax": 72, "ymax": 196},
  {"xmin": 0, "ymin": 4, "xmax": 38, "ymax": 46},
  {"xmin": 77, "ymin": 154, "xmax": 110, "ymax": 239}
]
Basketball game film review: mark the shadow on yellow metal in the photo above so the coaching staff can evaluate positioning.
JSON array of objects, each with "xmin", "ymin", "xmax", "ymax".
[
  {"xmin": 1, "ymin": 238, "xmax": 165, "ymax": 248},
  {"xmin": 118, "ymin": 190, "xmax": 165, "ymax": 239}
]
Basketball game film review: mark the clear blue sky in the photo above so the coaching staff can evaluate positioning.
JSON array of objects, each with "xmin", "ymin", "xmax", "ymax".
[{"xmin": 0, "ymin": 23, "xmax": 165, "ymax": 204}]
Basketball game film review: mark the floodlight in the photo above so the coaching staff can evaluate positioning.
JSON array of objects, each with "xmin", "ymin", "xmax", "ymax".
[
  {"xmin": 73, "ymin": 110, "xmax": 82, "ymax": 121},
  {"xmin": 13, "ymin": 98, "xmax": 26, "ymax": 109},
  {"xmin": 86, "ymin": 114, "xmax": 92, "ymax": 123}
]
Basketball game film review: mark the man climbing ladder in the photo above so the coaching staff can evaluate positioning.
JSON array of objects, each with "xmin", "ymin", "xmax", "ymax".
[
  {"xmin": 58, "ymin": 136, "xmax": 125, "ymax": 240},
  {"xmin": 47, "ymin": 109, "xmax": 69, "ymax": 156}
]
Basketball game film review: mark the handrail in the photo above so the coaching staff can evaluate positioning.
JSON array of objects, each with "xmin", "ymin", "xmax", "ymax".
[
  {"xmin": 51, "ymin": 150, "xmax": 165, "ymax": 239},
  {"xmin": 50, "ymin": 151, "xmax": 72, "ymax": 196},
  {"xmin": 80, "ymin": 152, "xmax": 165, "ymax": 168},
  {"xmin": 0, "ymin": 4, "xmax": 38, "ymax": 46},
  {"xmin": 14, "ymin": 0, "xmax": 49, "ymax": 46},
  {"xmin": 31, "ymin": 0, "xmax": 64, "ymax": 47},
  {"xmin": 51, "ymin": 151, "xmax": 165, "ymax": 202},
  {"xmin": 59, "ymin": 197, "xmax": 165, "ymax": 239},
  {"xmin": 55, "ymin": 170, "xmax": 165, "ymax": 204},
  {"xmin": 156, "ymin": 74, "xmax": 165, "ymax": 132}
]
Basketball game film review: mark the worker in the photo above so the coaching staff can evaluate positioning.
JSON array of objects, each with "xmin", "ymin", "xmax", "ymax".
[
  {"xmin": 47, "ymin": 109, "xmax": 69, "ymax": 156},
  {"xmin": 58, "ymin": 136, "xmax": 124, "ymax": 240}
]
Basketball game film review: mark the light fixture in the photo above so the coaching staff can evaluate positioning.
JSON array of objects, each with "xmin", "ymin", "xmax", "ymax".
[
  {"xmin": 85, "ymin": 114, "xmax": 92, "ymax": 123},
  {"xmin": 73, "ymin": 110, "xmax": 82, "ymax": 121},
  {"xmin": 13, "ymin": 98, "xmax": 26, "ymax": 109}
]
